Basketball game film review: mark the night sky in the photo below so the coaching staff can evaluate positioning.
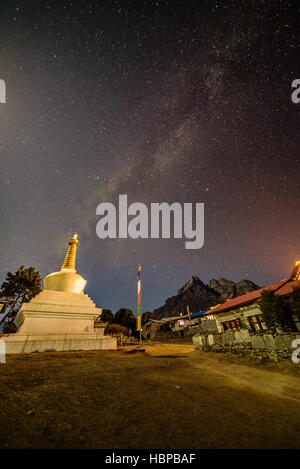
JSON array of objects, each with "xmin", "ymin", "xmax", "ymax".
[{"xmin": 0, "ymin": 0, "xmax": 299, "ymax": 315}]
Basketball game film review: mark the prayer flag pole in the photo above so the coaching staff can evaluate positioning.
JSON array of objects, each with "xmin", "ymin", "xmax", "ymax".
[{"xmin": 137, "ymin": 264, "xmax": 142, "ymax": 345}]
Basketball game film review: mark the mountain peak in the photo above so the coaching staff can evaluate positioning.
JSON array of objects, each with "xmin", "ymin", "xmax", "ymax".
[
  {"xmin": 177, "ymin": 276, "xmax": 206, "ymax": 294},
  {"xmin": 153, "ymin": 275, "xmax": 260, "ymax": 319}
]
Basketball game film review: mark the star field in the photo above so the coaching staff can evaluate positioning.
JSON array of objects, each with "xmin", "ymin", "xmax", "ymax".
[{"xmin": 0, "ymin": 0, "xmax": 299, "ymax": 313}]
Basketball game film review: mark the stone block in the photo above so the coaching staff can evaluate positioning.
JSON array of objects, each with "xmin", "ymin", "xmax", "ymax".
[
  {"xmin": 201, "ymin": 319, "xmax": 218, "ymax": 333},
  {"xmin": 207, "ymin": 334, "xmax": 215, "ymax": 346},
  {"xmin": 192, "ymin": 335, "xmax": 201, "ymax": 350},
  {"xmin": 224, "ymin": 330, "xmax": 235, "ymax": 344},
  {"xmin": 239, "ymin": 329, "xmax": 251, "ymax": 342},
  {"xmin": 274, "ymin": 334, "xmax": 297, "ymax": 351},
  {"xmin": 250, "ymin": 335, "xmax": 265, "ymax": 349},
  {"xmin": 199, "ymin": 335, "xmax": 207, "ymax": 347},
  {"xmin": 234, "ymin": 331, "xmax": 243, "ymax": 342},
  {"xmin": 263, "ymin": 334, "xmax": 276, "ymax": 350}
]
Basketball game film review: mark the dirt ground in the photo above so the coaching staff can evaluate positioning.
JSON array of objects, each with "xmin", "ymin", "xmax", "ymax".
[{"xmin": 0, "ymin": 340, "xmax": 300, "ymax": 449}]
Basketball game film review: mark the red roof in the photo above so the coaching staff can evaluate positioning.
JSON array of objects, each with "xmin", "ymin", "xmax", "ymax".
[
  {"xmin": 272, "ymin": 279, "xmax": 300, "ymax": 296},
  {"xmin": 207, "ymin": 278, "xmax": 300, "ymax": 315}
]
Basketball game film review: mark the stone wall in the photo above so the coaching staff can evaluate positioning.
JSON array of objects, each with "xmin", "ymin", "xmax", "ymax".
[
  {"xmin": 184, "ymin": 318, "xmax": 219, "ymax": 337},
  {"xmin": 192, "ymin": 329, "xmax": 300, "ymax": 361}
]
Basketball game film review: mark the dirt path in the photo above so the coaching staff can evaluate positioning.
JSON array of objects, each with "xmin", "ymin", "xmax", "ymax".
[
  {"xmin": 139, "ymin": 342, "xmax": 300, "ymax": 403},
  {"xmin": 0, "ymin": 344, "xmax": 300, "ymax": 449}
]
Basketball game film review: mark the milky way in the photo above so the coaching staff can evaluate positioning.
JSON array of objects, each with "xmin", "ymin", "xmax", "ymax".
[{"xmin": 0, "ymin": 0, "xmax": 299, "ymax": 314}]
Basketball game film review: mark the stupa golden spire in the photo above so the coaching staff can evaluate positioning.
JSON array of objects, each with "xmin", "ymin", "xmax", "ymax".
[
  {"xmin": 43, "ymin": 233, "xmax": 87, "ymax": 293},
  {"xmin": 61, "ymin": 233, "xmax": 79, "ymax": 271}
]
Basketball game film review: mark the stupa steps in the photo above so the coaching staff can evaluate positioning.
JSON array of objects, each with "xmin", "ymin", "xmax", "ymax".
[
  {"xmin": 20, "ymin": 303, "xmax": 100, "ymax": 315},
  {"xmin": 30, "ymin": 290, "xmax": 97, "ymax": 307}
]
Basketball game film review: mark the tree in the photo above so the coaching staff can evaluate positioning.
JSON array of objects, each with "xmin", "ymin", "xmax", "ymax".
[
  {"xmin": 260, "ymin": 290, "xmax": 277, "ymax": 329},
  {"xmin": 0, "ymin": 266, "xmax": 42, "ymax": 327},
  {"xmin": 100, "ymin": 309, "xmax": 114, "ymax": 324},
  {"xmin": 260, "ymin": 289, "xmax": 295, "ymax": 332},
  {"xmin": 3, "ymin": 322, "xmax": 17, "ymax": 334},
  {"xmin": 105, "ymin": 323, "xmax": 130, "ymax": 336},
  {"xmin": 141, "ymin": 311, "xmax": 155, "ymax": 325},
  {"xmin": 113, "ymin": 308, "xmax": 136, "ymax": 332}
]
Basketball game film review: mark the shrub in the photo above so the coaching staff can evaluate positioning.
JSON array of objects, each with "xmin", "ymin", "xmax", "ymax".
[{"xmin": 105, "ymin": 323, "xmax": 131, "ymax": 336}]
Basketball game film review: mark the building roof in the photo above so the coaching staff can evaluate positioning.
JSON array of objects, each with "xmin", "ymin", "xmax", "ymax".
[
  {"xmin": 190, "ymin": 310, "xmax": 209, "ymax": 319},
  {"xmin": 148, "ymin": 313, "xmax": 191, "ymax": 325},
  {"xmin": 272, "ymin": 278, "xmax": 300, "ymax": 296},
  {"xmin": 205, "ymin": 278, "xmax": 300, "ymax": 316}
]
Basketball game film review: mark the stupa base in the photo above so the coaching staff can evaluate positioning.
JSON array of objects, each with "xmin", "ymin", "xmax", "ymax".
[
  {"xmin": 14, "ymin": 289, "xmax": 104, "ymax": 334},
  {"xmin": 2, "ymin": 331, "xmax": 117, "ymax": 354}
]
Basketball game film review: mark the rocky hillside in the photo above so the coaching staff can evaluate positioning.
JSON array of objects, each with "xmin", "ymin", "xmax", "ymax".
[{"xmin": 153, "ymin": 276, "xmax": 260, "ymax": 319}]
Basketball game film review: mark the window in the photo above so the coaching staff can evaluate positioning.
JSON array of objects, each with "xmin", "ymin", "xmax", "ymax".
[
  {"xmin": 230, "ymin": 319, "xmax": 241, "ymax": 330},
  {"xmin": 223, "ymin": 319, "xmax": 241, "ymax": 330},
  {"xmin": 257, "ymin": 315, "xmax": 267, "ymax": 330},
  {"xmin": 248, "ymin": 317, "xmax": 256, "ymax": 333}
]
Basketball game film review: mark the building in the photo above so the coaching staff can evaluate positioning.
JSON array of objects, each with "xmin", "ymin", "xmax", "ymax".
[
  {"xmin": 142, "ymin": 313, "xmax": 192, "ymax": 339},
  {"xmin": 203, "ymin": 262, "xmax": 300, "ymax": 333},
  {"xmin": 142, "ymin": 310, "xmax": 217, "ymax": 340}
]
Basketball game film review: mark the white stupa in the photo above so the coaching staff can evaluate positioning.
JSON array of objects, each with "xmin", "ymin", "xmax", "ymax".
[{"xmin": 3, "ymin": 234, "xmax": 117, "ymax": 353}]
